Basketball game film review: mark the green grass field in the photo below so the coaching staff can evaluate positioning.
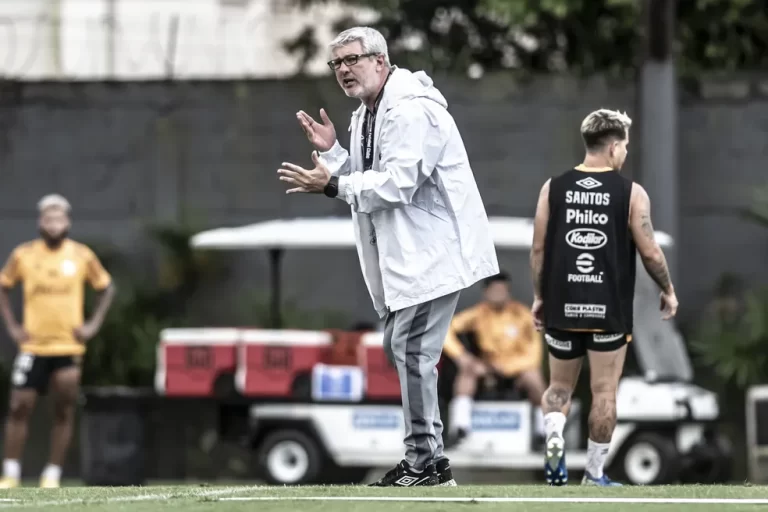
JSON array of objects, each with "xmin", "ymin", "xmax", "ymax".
[{"xmin": 1, "ymin": 484, "xmax": 768, "ymax": 512}]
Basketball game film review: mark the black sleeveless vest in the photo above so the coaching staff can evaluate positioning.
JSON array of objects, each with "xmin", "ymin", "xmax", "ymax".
[{"xmin": 541, "ymin": 167, "xmax": 636, "ymax": 333}]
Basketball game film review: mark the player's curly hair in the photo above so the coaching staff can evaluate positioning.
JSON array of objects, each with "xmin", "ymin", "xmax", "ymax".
[{"xmin": 580, "ymin": 109, "xmax": 632, "ymax": 151}]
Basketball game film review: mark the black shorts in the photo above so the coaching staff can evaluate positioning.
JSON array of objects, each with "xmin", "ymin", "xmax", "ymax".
[
  {"xmin": 11, "ymin": 353, "xmax": 81, "ymax": 394},
  {"xmin": 544, "ymin": 329, "xmax": 629, "ymax": 360}
]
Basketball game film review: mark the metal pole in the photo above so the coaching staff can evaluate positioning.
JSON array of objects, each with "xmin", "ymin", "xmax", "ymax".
[
  {"xmin": 639, "ymin": 0, "xmax": 678, "ymax": 277},
  {"xmin": 268, "ymin": 249, "xmax": 283, "ymax": 328}
]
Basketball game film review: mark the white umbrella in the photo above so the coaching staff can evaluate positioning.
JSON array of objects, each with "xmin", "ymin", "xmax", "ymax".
[{"xmin": 191, "ymin": 216, "xmax": 672, "ymax": 250}]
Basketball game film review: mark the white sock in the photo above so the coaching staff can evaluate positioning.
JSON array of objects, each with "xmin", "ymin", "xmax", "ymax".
[
  {"xmin": 586, "ymin": 439, "xmax": 611, "ymax": 478},
  {"xmin": 534, "ymin": 407, "xmax": 545, "ymax": 436},
  {"xmin": 3, "ymin": 460, "xmax": 20, "ymax": 480},
  {"xmin": 544, "ymin": 412, "xmax": 566, "ymax": 439},
  {"xmin": 450, "ymin": 395, "xmax": 473, "ymax": 433},
  {"xmin": 41, "ymin": 464, "xmax": 61, "ymax": 482}
]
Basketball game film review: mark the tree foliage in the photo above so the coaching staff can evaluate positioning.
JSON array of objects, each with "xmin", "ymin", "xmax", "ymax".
[
  {"xmin": 287, "ymin": 0, "xmax": 768, "ymax": 77},
  {"xmin": 690, "ymin": 184, "xmax": 768, "ymax": 391}
]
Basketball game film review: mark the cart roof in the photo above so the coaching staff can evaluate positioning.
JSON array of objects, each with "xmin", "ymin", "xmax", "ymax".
[{"xmin": 190, "ymin": 216, "xmax": 673, "ymax": 250}]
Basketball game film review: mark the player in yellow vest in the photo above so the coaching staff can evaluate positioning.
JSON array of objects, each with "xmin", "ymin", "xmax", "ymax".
[
  {"xmin": 0, "ymin": 195, "xmax": 115, "ymax": 488},
  {"xmin": 443, "ymin": 272, "xmax": 546, "ymax": 446}
]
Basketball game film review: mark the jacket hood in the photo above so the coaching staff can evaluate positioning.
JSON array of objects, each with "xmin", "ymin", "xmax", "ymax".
[{"xmin": 380, "ymin": 66, "xmax": 448, "ymax": 111}]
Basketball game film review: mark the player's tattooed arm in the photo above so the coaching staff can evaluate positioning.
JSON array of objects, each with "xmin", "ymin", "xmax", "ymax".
[
  {"xmin": 639, "ymin": 211, "xmax": 672, "ymax": 291},
  {"xmin": 530, "ymin": 179, "xmax": 551, "ymax": 298},
  {"xmin": 629, "ymin": 184, "xmax": 673, "ymax": 293}
]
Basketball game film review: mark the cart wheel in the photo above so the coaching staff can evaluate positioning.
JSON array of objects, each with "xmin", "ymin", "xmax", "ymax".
[
  {"xmin": 680, "ymin": 433, "xmax": 733, "ymax": 484},
  {"xmin": 256, "ymin": 430, "xmax": 324, "ymax": 485},
  {"xmin": 616, "ymin": 432, "xmax": 680, "ymax": 485}
]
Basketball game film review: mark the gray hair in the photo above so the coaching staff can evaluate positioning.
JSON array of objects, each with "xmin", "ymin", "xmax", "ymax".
[
  {"xmin": 38, "ymin": 194, "xmax": 71, "ymax": 213},
  {"xmin": 330, "ymin": 27, "xmax": 391, "ymax": 67}
]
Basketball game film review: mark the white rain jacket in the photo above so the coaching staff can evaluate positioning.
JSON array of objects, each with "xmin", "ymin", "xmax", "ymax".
[{"xmin": 320, "ymin": 67, "xmax": 499, "ymax": 318}]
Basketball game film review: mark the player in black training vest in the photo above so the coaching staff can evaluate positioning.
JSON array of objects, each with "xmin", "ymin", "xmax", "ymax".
[{"xmin": 529, "ymin": 109, "xmax": 679, "ymax": 487}]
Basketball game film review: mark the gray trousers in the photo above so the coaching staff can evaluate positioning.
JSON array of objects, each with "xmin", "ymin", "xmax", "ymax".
[{"xmin": 383, "ymin": 290, "xmax": 461, "ymax": 470}]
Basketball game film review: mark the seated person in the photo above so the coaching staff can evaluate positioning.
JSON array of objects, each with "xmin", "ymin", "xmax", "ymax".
[{"xmin": 443, "ymin": 272, "xmax": 547, "ymax": 444}]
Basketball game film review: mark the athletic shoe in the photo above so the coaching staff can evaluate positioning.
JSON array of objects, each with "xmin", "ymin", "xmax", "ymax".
[
  {"xmin": 368, "ymin": 460, "xmax": 438, "ymax": 487},
  {"xmin": 0, "ymin": 477, "xmax": 19, "ymax": 488},
  {"xmin": 545, "ymin": 432, "xmax": 568, "ymax": 486},
  {"xmin": 581, "ymin": 471, "xmax": 622, "ymax": 487},
  {"xmin": 435, "ymin": 458, "xmax": 457, "ymax": 486},
  {"xmin": 39, "ymin": 476, "xmax": 60, "ymax": 488}
]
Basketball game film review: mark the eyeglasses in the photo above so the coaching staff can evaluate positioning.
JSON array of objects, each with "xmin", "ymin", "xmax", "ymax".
[{"xmin": 327, "ymin": 53, "xmax": 378, "ymax": 71}]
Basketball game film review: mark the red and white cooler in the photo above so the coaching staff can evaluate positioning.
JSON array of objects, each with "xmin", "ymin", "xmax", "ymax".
[{"xmin": 155, "ymin": 328, "xmax": 239, "ymax": 397}]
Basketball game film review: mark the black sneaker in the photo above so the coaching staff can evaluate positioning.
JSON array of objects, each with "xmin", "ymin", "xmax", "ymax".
[
  {"xmin": 435, "ymin": 458, "xmax": 457, "ymax": 486},
  {"xmin": 368, "ymin": 460, "xmax": 438, "ymax": 487}
]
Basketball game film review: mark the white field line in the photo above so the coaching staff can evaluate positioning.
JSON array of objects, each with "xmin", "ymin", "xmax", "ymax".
[
  {"xmin": 6, "ymin": 489, "xmax": 768, "ymax": 507},
  {"xmin": 0, "ymin": 486, "xmax": 265, "ymax": 508},
  {"xmin": 220, "ymin": 496, "xmax": 768, "ymax": 505}
]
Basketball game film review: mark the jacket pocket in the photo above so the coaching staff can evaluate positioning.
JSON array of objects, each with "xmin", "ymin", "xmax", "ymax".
[{"xmin": 411, "ymin": 184, "xmax": 450, "ymax": 223}]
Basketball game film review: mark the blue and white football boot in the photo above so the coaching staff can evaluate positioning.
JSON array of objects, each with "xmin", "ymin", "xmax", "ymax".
[
  {"xmin": 581, "ymin": 471, "xmax": 623, "ymax": 487},
  {"xmin": 544, "ymin": 432, "xmax": 568, "ymax": 486}
]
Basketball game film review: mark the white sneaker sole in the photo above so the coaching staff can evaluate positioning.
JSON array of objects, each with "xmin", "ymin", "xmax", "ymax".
[{"xmin": 438, "ymin": 479, "xmax": 457, "ymax": 487}]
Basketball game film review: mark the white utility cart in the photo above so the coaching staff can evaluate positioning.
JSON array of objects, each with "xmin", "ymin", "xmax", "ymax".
[{"xmin": 170, "ymin": 216, "xmax": 731, "ymax": 485}]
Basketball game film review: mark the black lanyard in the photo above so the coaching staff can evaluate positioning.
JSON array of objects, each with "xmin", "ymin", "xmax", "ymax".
[{"xmin": 361, "ymin": 71, "xmax": 392, "ymax": 171}]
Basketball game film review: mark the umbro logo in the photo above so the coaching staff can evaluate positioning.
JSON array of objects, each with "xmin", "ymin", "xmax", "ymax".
[
  {"xmin": 575, "ymin": 177, "xmax": 602, "ymax": 190},
  {"xmin": 395, "ymin": 475, "xmax": 419, "ymax": 487}
]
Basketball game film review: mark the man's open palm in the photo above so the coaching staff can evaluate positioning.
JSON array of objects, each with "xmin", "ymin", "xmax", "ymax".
[
  {"xmin": 297, "ymin": 109, "xmax": 336, "ymax": 152},
  {"xmin": 278, "ymin": 151, "xmax": 332, "ymax": 194}
]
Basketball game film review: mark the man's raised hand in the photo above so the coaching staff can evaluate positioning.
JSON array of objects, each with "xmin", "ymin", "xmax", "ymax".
[{"xmin": 297, "ymin": 109, "xmax": 337, "ymax": 152}]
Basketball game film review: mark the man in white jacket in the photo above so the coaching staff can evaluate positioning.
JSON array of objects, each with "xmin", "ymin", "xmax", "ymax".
[{"xmin": 278, "ymin": 26, "xmax": 499, "ymax": 487}]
